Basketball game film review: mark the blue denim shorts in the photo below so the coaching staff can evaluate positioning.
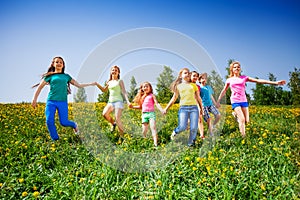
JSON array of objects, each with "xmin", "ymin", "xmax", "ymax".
[{"xmin": 231, "ymin": 102, "xmax": 249, "ymax": 110}]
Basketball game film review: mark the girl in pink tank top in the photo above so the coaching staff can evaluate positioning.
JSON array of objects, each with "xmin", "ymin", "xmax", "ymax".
[{"xmin": 129, "ymin": 82, "xmax": 164, "ymax": 146}]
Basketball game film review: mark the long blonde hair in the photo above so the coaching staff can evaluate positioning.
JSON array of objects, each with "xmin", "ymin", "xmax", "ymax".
[
  {"xmin": 170, "ymin": 68, "xmax": 190, "ymax": 92},
  {"xmin": 229, "ymin": 61, "xmax": 241, "ymax": 77}
]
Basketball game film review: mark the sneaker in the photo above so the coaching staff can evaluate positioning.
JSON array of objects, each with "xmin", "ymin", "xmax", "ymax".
[
  {"xmin": 188, "ymin": 143, "xmax": 195, "ymax": 147},
  {"xmin": 232, "ymin": 112, "xmax": 238, "ymax": 122},
  {"xmin": 74, "ymin": 124, "xmax": 80, "ymax": 135},
  {"xmin": 111, "ymin": 122, "xmax": 116, "ymax": 132},
  {"xmin": 170, "ymin": 131, "xmax": 176, "ymax": 141}
]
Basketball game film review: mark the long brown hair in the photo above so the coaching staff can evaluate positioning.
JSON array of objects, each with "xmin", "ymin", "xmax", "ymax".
[
  {"xmin": 133, "ymin": 82, "xmax": 153, "ymax": 105},
  {"xmin": 170, "ymin": 68, "xmax": 190, "ymax": 93},
  {"xmin": 32, "ymin": 56, "xmax": 71, "ymax": 94},
  {"xmin": 108, "ymin": 65, "xmax": 120, "ymax": 81}
]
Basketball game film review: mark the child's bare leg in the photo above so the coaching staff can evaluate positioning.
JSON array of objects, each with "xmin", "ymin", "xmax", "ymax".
[
  {"xmin": 198, "ymin": 116, "xmax": 204, "ymax": 138},
  {"xmin": 115, "ymin": 108, "xmax": 124, "ymax": 137},
  {"xmin": 234, "ymin": 107, "xmax": 246, "ymax": 137},
  {"xmin": 149, "ymin": 119, "xmax": 158, "ymax": 146},
  {"xmin": 142, "ymin": 123, "xmax": 149, "ymax": 138},
  {"xmin": 102, "ymin": 104, "xmax": 115, "ymax": 125}
]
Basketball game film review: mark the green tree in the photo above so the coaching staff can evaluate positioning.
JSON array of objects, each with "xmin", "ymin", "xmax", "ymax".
[
  {"xmin": 73, "ymin": 88, "xmax": 87, "ymax": 102},
  {"xmin": 156, "ymin": 66, "xmax": 176, "ymax": 103},
  {"xmin": 288, "ymin": 67, "xmax": 300, "ymax": 105},
  {"xmin": 97, "ymin": 82, "xmax": 109, "ymax": 102},
  {"xmin": 206, "ymin": 70, "xmax": 224, "ymax": 102},
  {"xmin": 128, "ymin": 76, "xmax": 138, "ymax": 102},
  {"xmin": 252, "ymin": 73, "xmax": 288, "ymax": 105}
]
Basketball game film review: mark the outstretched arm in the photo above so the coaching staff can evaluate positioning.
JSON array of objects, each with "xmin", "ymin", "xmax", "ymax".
[
  {"xmin": 164, "ymin": 91, "xmax": 178, "ymax": 113},
  {"xmin": 70, "ymin": 79, "xmax": 96, "ymax": 88},
  {"xmin": 216, "ymin": 82, "xmax": 229, "ymax": 107},
  {"xmin": 195, "ymin": 90, "xmax": 203, "ymax": 115},
  {"xmin": 32, "ymin": 80, "xmax": 47, "ymax": 108},
  {"xmin": 248, "ymin": 77, "xmax": 286, "ymax": 85},
  {"xmin": 95, "ymin": 82, "xmax": 108, "ymax": 92},
  {"xmin": 152, "ymin": 94, "xmax": 165, "ymax": 114}
]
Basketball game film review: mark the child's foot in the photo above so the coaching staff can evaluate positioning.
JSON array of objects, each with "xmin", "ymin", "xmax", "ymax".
[
  {"xmin": 74, "ymin": 124, "xmax": 80, "ymax": 135},
  {"xmin": 232, "ymin": 112, "xmax": 238, "ymax": 122},
  {"xmin": 170, "ymin": 131, "xmax": 176, "ymax": 140},
  {"xmin": 110, "ymin": 122, "xmax": 116, "ymax": 132}
]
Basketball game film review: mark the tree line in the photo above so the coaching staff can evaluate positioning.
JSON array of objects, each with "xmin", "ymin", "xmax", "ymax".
[{"xmin": 74, "ymin": 60, "xmax": 300, "ymax": 106}]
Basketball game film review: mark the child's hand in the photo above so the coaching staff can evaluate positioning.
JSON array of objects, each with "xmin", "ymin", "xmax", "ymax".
[
  {"xmin": 163, "ymin": 109, "xmax": 167, "ymax": 115},
  {"xmin": 277, "ymin": 80, "xmax": 286, "ymax": 85}
]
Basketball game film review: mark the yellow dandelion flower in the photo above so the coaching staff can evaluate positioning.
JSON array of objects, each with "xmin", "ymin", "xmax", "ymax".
[
  {"xmin": 221, "ymin": 173, "xmax": 226, "ymax": 178},
  {"xmin": 18, "ymin": 178, "xmax": 24, "ymax": 183},
  {"xmin": 185, "ymin": 156, "xmax": 190, "ymax": 161},
  {"xmin": 79, "ymin": 178, "xmax": 86, "ymax": 183},
  {"xmin": 156, "ymin": 180, "xmax": 162, "ymax": 186},
  {"xmin": 22, "ymin": 191, "xmax": 28, "ymax": 197},
  {"xmin": 252, "ymin": 145, "xmax": 257, "ymax": 149},
  {"xmin": 241, "ymin": 139, "xmax": 245, "ymax": 145},
  {"xmin": 0, "ymin": 183, "xmax": 2, "ymax": 187},
  {"xmin": 192, "ymin": 167, "xmax": 197, "ymax": 171},
  {"xmin": 33, "ymin": 191, "xmax": 40, "ymax": 198},
  {"xmin": 284, "ymin": 152, "xmax": 290, "ymax": 157},
  {"xmin": 262, "ymin": 133, "xmax": 267, "ymax": 138},
  {"xmin": 260, "ymin": 184, "xmax": 266, "ymax": 191},
  {"xmin": 259, "ymin": 141, "xmax": 264, "ymax": 145},
  {"xmin": 33, "ymin": 186, "xmax": 37, "ymax": 191}
]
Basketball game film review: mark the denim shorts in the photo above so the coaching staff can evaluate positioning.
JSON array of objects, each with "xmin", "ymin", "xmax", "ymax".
[
  {"xmin": 109, "ymin": 101, "xmax": 124, "ymax": 109},
  {"xmin": 231, "ymin": 102, "xmax": 249, "ymax": 110}
]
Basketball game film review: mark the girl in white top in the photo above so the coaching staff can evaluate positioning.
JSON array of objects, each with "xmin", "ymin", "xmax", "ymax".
[{"xmin": 96, "ymin": 66, "xmax": 130, "ymax": 138}]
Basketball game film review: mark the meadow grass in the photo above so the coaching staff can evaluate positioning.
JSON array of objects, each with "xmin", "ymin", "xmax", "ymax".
[{"xmin": 0, "ymin": 103, "xmax": 299, "ymax": 199}]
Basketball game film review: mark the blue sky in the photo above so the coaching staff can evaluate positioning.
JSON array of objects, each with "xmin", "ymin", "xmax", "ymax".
[{"xmin": 1, "ymin": 0, "xmax": 299, "ymax": 103}]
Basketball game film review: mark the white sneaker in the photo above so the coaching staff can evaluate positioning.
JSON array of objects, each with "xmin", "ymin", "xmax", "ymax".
[
  {"xmin": 170, "ymin": 131, "xmax": 176, "ymax": 140},
  {"xmin": 74, "ymin": 124, "xmax": 80, "ymax": 135}
]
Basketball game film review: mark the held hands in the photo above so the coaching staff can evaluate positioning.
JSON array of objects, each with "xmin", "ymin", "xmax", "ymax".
[{"xmin": 277, "ymin": 80, "xmax": 286, "ymax": 85}]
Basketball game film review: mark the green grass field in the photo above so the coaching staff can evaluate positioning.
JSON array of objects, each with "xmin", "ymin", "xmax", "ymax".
[{"xmin": 0, "ymin": 103, "xmax": 299, "ymax": 199}]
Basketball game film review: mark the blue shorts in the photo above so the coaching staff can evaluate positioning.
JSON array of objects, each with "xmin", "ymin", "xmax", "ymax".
[{"xmin": 231, "ymin": 102, "xmax": 249, "ymax": 110}]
